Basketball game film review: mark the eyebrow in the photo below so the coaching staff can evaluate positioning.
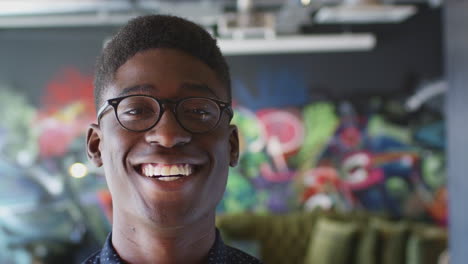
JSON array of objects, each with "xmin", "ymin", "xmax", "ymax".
[
  {"xmin": 117, "ymin": 82, "xmax": 220, "ymax": 99},
  {"xmin": 181, "ymin": 83, "xmax": 219, "ymax": 99},
  {"xmin": 117, "ymin": 84, "xmax": 154, "ymax": 97}
]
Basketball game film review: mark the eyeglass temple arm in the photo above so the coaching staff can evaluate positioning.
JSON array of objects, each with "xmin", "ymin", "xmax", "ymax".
[
  {"xmin": 96, "ymin": 101, "xmax": 110, "ymax": 120},
  {"xmin": 225, "ymin": 106, "xmax": 234, "ymax": 120}
]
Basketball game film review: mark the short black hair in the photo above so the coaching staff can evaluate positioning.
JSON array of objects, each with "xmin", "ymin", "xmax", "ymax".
[{"xmin": 94, "ymin": 14, "xmax": 231, "ymax": 109}]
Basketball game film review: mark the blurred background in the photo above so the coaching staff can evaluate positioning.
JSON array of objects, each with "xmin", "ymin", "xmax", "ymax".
[{"xmin": 0, "ymin": 0, "xmax": 464, "ymax": 263}]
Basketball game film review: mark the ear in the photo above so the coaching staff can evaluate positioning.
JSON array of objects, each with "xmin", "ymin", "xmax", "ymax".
[
  {"xmin": 86, "ymin": 123, "xmax": 103, "ymax": 167},
  {"xmin": 228, "ymin": 125, "xmax": 239, "ymax": 167}
]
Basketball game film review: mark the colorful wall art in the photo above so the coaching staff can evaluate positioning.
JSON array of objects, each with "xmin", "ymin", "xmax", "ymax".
[{"xmin": 220, "ymin": 100, "xmax": 446, "ymax": 226}]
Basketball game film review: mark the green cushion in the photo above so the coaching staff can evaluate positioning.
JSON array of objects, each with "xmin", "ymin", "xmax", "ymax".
[
  {"xmin": 304, "ymin": 217, "xmax": 359, "ymax": 264},
  {"xmin": 370, "ymin": 218, "xmax": 409, "ymax": 264},
  {"xmin": 216, "ymin": 213, "xmax": 259, "ymax": 239},
  {"xmin": 259, "ymin": 212, "xmax": 318, "ymax": 264},
  {"xmin": 218, "ymin": 211, "xmax": 446, "ymax": 264},
  {"xmin": 218, "ymin": 211, "xmax": 319, "ymax": 264},
  {"xmin": 355, "ymin": 222, "xmax": 378, "ymax": 264},
  {"xmin": 406, "ymin": 225, "xmax": 447, "ymax": 264}
]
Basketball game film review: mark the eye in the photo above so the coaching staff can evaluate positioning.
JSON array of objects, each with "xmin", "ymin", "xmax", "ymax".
[
  {"xmin": 119, "ymin": 106, "xmax": 156, "ymax": 120},
  {"xmin": 189, "ymin": 108, "xmax": 209, "ymax": 115},
  {"xmin": 125, "ymin": 108, "xmax": 144, "ymax": 115},
  {"xmin": 178, "ymin": 98, "xmax": 219, "ymax": 124},
  {"xmin": 184, "ymin": 108, "xmax": 213, "ymax": 120}
]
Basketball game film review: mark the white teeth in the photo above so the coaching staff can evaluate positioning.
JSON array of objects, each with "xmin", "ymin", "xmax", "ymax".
[
  {"xmin": 184, "ymin": 164, "xmax": 192, "ymax": 175},
  {"xmin": 141, "ymin": 164, "xmax": 193, "ymax": 178},
  {"xmin": 157, "ymin": 176, "xmax": 181, "ymax": 182},
  {"xmin": 154, "ymin": 166, "xmax": 161, "ymax": 176},
  {"xmin": 161, "ymin": 166, "xmax": 171, "ymax": 175},
  {"xmin": 170, "ymin": 166, "xmax": 179, "ymax": 175}
]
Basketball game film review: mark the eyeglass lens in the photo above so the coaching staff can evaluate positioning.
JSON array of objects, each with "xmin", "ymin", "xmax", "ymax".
[{"xmin": 116, "ymin": 96, "xmax": 221, "ymax": 133}]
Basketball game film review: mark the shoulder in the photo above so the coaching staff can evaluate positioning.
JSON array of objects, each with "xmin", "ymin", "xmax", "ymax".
[
  {"xmin": 225, "ymin": 245, "xmax": 263, "ymax": 264},
  {"xmin": 81, "ymin": 250, "xmax": 101, "ymax": 264}
]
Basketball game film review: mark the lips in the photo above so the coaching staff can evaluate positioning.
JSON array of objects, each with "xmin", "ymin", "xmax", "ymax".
[{"xmin": 138, "ymin": 163, "xmax": 195, "ymax": 182}]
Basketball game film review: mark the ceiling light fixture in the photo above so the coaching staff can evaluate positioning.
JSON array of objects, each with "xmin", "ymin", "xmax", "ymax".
[{"xmin": 217, "ymin": 33, "xmax": 376, "ymax": 55}]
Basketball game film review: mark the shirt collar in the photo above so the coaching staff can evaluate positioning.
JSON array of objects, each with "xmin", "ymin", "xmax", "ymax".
[{"xmin": 99, "ymin": 229, "xmax": 227, "ymax": 264}]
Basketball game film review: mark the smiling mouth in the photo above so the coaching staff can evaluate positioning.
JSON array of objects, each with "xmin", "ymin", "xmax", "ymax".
[{"xmin": 136, "ymin": 163, "xmax": 194, "ymax": 182}]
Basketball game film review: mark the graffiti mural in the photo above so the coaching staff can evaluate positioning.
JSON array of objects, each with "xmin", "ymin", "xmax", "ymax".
[{"xmin": 220, "ymin": 99, "xmax": 447, "ymax": 226}]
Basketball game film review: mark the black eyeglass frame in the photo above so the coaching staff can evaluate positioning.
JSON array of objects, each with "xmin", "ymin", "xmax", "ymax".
[{"xmin": 97, "ymin": 94, "xmax": 234, "ymax": 133}]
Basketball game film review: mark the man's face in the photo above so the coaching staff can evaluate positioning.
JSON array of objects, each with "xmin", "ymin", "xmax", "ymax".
[{"xmin": 87, "ymin": 48, "xmax": 239, "ymax": 227}]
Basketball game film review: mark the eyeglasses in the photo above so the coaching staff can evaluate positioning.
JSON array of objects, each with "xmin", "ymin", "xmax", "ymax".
[{"xmin": 97, "ymin": 95, "xmax": 233, "ymax": 133}]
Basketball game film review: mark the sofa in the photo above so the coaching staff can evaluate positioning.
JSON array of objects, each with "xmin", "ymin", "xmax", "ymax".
[{"xmin": 216, "ymin": 209, "xmax": 447, "ymax": 264}]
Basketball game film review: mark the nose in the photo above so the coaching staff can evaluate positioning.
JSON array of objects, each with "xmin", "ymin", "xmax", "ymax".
[{"xmin": 144, "ymin": 109, "xmax": 192, "ymax": 148}]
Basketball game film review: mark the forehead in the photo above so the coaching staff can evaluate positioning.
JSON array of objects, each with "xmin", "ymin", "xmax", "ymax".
[{"xmin": 105, "ymin": 48, "xmax": 227, "ymax": 101}]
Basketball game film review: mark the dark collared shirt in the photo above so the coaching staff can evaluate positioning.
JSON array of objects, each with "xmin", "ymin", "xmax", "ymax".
[{"xmin": 82, "ymin": 229, "xmax": 262, "ymax": 264}]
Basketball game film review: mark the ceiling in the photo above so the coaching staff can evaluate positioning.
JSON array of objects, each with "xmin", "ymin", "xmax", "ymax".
[
  {"xmin": 0, "ymin": 0, "xmax": 434, "ymax": 28},
  {"xmin": 0, "ymin": 0, "xmax": 439, "ymax": 54}
]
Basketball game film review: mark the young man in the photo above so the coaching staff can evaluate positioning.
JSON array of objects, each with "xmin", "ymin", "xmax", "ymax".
[{"xmin": 84, "ymin": 15, "xmax": 261, "ymax": 264}]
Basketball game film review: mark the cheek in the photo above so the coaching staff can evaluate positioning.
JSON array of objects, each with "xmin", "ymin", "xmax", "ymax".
[
  {"xmin": 101, "ymin": 135, "xmax": 122, "ymax": 173},
  {"xmin": 101, "ymin": 139, "xmax": 124, "ymax": 195},
  {"xmin": 101, "ymin": 123, "xmax": 134, "ymax": 166},
  {"xmin": 205, "ymin": 131, "xmax": 231, "ymax": 193},
  {"xmin": 100, "ymin": 127, "xmax": 136, "ymax": 193}
]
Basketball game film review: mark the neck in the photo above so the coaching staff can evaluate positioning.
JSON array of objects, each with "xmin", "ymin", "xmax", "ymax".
[{"xmin": 111, "ymin": 211, "xmax": 217, "ymax": 264}]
